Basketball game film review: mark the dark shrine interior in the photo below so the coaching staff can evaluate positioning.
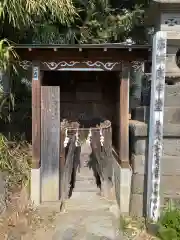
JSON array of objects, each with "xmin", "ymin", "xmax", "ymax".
[{"xmin": 42, "ymin": 71, "xmax": 121, "ymax": 150}]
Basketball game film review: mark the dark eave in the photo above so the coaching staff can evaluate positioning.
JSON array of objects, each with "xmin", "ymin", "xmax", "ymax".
[
  {"xmin": 14, "ymin": 43, "xmax": 151, "ymax": 50},
  {"xmin": 153, "ymin": 0, "xmax": 180, "ymax": 3}
]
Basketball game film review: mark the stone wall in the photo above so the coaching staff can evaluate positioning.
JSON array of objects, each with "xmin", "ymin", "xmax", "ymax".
[{"xmin": 129, "ymin": 84, "xmax": 180, "ymax": 216}]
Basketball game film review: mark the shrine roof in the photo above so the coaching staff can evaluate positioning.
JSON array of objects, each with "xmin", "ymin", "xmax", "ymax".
[
  {"xmin": 14, "ymin": 43, "xmax": 151, "ymax": 50},
  {"xmin": 14, "ymin": 43, "xmax": 151, "ymax": 62},
  {"xmin": 153, "ymin": 0, "xmax": 180, "ymax": 3}
]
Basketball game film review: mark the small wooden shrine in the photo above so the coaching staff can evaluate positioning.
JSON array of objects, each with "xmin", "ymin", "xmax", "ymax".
[{"xmin": 15, "ymin": 43, "xmax": 150, "ymax": 203}]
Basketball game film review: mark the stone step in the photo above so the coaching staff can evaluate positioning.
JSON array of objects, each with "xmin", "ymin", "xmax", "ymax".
[
  {"xmin": 131, "ymin": 155, "xmax": 180, "ymax": 175},
  {"xmin": 129, "ymin": 120, "xmax": 180, "ymax": 137},
  {"xmin": 73, "ymin": 188, "xmax": 98, "ymax": 192},
  {"xmin": 76, "ymin": 176, "xmax": 94, "ymax": 181},
  {"xmin": 74, "ymin": 179, "xmax": 98, "ymax": 192},
  {"xmin": 132, "ymin": 106, "xmax": 180, "ymax": 124},
  {"xmin": 75, "ymin": 180, "xmax": 96, "ymax": 186},
  {"xmin": 73, "ymin": 184, "xmax": 98, "ymax": 192},
  {"xmin": 75, "ymin": 184, "xmax": 97, "ymax": 189},
  {"xmin": 76, "ymin": 174, "xmax": 94, "ymax": 179}
]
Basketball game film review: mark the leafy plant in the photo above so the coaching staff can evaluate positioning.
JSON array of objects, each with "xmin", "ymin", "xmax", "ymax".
[
  {"xmin": 0, "ymin": 39, "xmax": 17, "ymax": 71},
  {"xmin": 119, "ymin": 215, "xmax": 147, "ymax": 239},
  {"xmin": 1, "ymin": 0, "xmax": 76, "ymax": 28},
  {"xmin": 0, "ymin": 0, "xmax": 77, "ymax": 74},
  {"xmin": 0, "ymin": 0, "xmax": 151, "ymax": 45},
  {"xmin": 157, "ymin": 200, "xmax": 180, "ymax": 240},
  {"xmin": 75, "ymin": 0, "xmax": 149, "ymax": 44}
]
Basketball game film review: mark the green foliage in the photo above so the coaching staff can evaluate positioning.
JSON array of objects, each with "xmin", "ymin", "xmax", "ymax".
[
  {"xmin": 78, "ymin": 0, "xmax": 146, "ymax": 44},
  {"xmin": 1, "ymin": 0, "xmax": 76, "ymax": 28},
  {"xmin": 0, "ymin": 0, "xmax": 150, "ymax": 44},
  {"xmin": 0, "ymin": 0, "xmax": 77, "ymax": 68},
  {"xmin": 157, "ymin": 201, "xmax": 180, "ymax": 240},
  {"xmin": 0, "ymin": 39, "xmax": 17, "ymax": 71}
]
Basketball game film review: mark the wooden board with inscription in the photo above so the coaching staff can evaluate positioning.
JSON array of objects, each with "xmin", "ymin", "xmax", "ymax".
[{"xmin": 41, "ymin": 86, "xmax": 60, "ymax": 201}]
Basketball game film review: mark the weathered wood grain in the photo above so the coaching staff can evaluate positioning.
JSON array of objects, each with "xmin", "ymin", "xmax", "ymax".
[
  {"xmin": 59, "ymin": 130, "xmax": 65, "ymax": 199},
  {"xmin": 91, "ymin": 122, "xmax": 113, "ymax": 199},
  {"xmin": 32, "ymin": 65, "xmax": 41, "ymax": 169},
  {"xmin": 120, "ymin": 64, "xmax": 130, "ymax": 167},
  {"xmin": 41, "ymin": 86, "xmax": 60, "ymax": 202},
  {"xmin": 17, "ymin": 48, "xmax": 150, "ymax": 64},
  {"xmin": 60, "ymin": 136, "xmax": 76, "ymax": 206}
]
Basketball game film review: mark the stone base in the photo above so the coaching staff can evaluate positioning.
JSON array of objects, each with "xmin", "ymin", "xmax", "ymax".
[
  {"xmin": 101, "ymin": 181, "xmax": 116, "ymax": 201},
  {"xmin": 113, "ymin": 158, "xmax": 132, "ymax": 214},
  {"xmin": 120, "ymin": 167, "xmax": 132, "ymax": 214},
  {"xmin": 130, "ymin": 193, "xmax": 144, "ymax": 217},
  {"xmin": 31, "ymin": 168, "xmax": 40, "ymax": 206}
]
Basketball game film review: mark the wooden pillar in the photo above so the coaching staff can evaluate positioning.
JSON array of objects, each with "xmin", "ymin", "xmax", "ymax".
[
  {"xmin": 119, "ymin": 63, "xmax": 130, "ymax": 167},
  {"xmin": 31, "ymin": 63, "xmax": 41, "ymax": 206},
  {"xmin": 32, "ymin": 63, "xmax": 41, "ymax": 169}
]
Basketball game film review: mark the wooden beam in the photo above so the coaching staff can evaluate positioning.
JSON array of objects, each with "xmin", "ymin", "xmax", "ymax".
[
  {"xmin": 119, "ymin": 64, "xmax": 130, "ymax": 167},
  {"xmin": 41, "ymin": 86, "xmax": 60, "ymax": 202},
  {"xmin": 59, "ymin": 129, "xmax": 66, "ymax": 199},
  {"xmin": 16, "ymin": 48, "xmax": 150, "ymax": 63},
  {"xmin": 32, "ymin": 64, "xmax": 41, "ymax": 169}
]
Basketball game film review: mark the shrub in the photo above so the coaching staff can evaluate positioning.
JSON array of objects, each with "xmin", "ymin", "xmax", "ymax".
[
  {"xmin": 0, "ymin": 134, "xmax": 31, "ymax": 192},
  {"xmin": 157, "ymin": 201, "xmax": 180, "ymax": 240}
]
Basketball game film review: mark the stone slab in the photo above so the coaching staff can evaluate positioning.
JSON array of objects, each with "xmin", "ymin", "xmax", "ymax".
[
  {"xmin": 48, "ymin": 191, "xmax": 119, "ymax": 240},
  {"xmin": 112, "ymin": 157, "xmax": 132, "ymax": 214},
  {"xmin": 131, "ymin": 174, "xmax": 180, "ymax": 195},
  {"xmin": 31, "ymin": 168, "xmax": 40, "ymax": 206},
  {"xmin": 131, "ymin": 155, "xmax": 180, "ymax": 175},
  {"xmin": 129, "ymin": 120, "xmax": 180, "ymax": 137},
  {"xmin": 165, "ymin": 85, "xmax": 180, "ymax": 106},
  {"xmin": 133, "ymin": 138, "xmax": 180, "ymax": 156},
  {"xmin": 140, "ymin": 85, "xmax": 180, "ymax": 107},
  {"xmin": 130, "ymin": 193, "xmax": 144, "ymax": 217},
  {"xmin": 132, "ymin": 106, "xmax": 180, "ymax": 124},
  {"xmin": 130, "ymin": 193, "xmax": 180, "ymax": 217},
  {"xmin": 130, "ymin": 98, "xmax": 141, "ymax": 110}
]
